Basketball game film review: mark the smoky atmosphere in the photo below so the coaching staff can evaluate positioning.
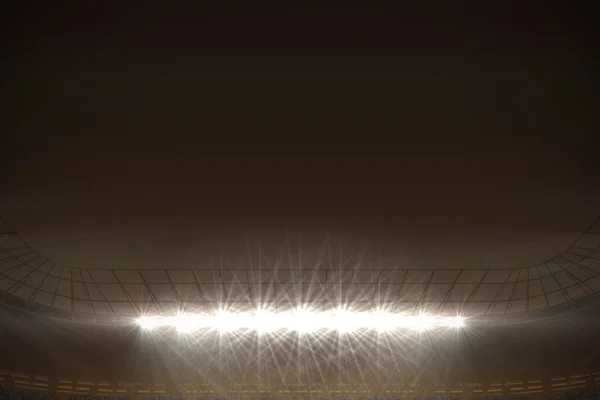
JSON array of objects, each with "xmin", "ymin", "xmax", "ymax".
[{"xmin": 0, "ymin": 4, "xmax": 599, "ymax": 399}]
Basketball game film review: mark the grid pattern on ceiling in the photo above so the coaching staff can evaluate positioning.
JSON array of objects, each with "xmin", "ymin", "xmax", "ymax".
[{"xmin": 0, "ymin": 217, "xmax": 599, "ymax": 318}]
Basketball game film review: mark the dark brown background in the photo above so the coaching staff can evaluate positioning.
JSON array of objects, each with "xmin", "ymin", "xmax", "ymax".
[{"xmin": 1, "ymin": 3, "xmax": 599, "ymax": 386}]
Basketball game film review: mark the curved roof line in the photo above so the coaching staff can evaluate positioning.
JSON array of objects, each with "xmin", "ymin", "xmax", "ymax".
[{"xmin": 1, "ymin": 214, "xmax": 599, "ymax": 318}]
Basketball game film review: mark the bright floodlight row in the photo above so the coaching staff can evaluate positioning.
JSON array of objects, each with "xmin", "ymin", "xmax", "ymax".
[{"xmin": 136, "ymin": 311, "xmax": 466, "ymax": 333}]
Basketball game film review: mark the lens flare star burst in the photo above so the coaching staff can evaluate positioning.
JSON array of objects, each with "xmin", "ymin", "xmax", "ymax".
[{"xmin": 135, "ymin": 311, "xmax": 466, "ymax": 334}]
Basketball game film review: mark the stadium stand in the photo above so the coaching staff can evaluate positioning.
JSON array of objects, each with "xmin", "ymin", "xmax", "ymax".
[
  {"xmin": 2, "ymin": 383, "xmax": 600, "ymax": 400},
  {"xmin": 0, "ymin": 387, "xmax": 58, "ymax": 400},
  {"xmin": 360, "ymin": 397, "xmax": 407, "ymax": 400},
  {"xmin": 472, "ymin": 396, "xmax": 533, "ymax": 400},
  {"xmin": 541, "ymin": 389, "xmax": 600, "ymax": 400},
  {"xmin": 65, "ymin": 396, "xmax": 130, "ymax": 400}
]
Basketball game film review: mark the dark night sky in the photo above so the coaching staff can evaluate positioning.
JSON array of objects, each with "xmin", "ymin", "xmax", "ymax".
[
  {"xmin": 1, "ymin": 4, "xmax": 598, "ymax": 269},
  {"xmin": 1, "ymin": 3, "xmax": 600, "ymax": 388}
]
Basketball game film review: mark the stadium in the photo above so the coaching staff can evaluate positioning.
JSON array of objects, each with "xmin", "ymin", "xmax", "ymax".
[
  {"xmin": 2, "ymin": 214, "xmax": 600, "ymax": 399},
  {"xmin": 1, "ymin": 4, "xmax": 598, "ymax": 400}
]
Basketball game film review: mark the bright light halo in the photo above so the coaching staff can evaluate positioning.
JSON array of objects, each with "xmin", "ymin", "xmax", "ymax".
[{"xmin": 135, "ymin": 311, "xmax": 467, "ymax": 333}]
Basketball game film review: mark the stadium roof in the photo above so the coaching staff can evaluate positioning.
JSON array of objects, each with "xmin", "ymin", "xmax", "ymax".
[
  {"xmin": 1, "ymin": 4, "xmax": 598, "ymax": 321},
  {"xmin": 1, "ymin": 4, "xmax": 599, "ymax": 391},
  {"xmin": 1, "ymin": 213, "xmax": 599, "ymax": 319}
]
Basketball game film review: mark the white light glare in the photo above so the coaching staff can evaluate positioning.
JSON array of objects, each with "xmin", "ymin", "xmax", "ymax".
[
  {"xmin": 136, "ymin": 316, "xmax": 160, "ymax": 330},
  {"xmin": 446, "ymin": 316, "xmax": 466, "ymax": 328},
  {"xmin": 330, "ymin": 309, "xmax": 367, "ymax": 333},
  {"xmin": 214, "ymin": 312, "xmax": 250, "ymax": 332},
  {"xmin": 253, "ymin": 311, "xmax": 285, "ymax": 333},
  {"xmin": 371, "ymin": 311, "xmax": 399, "ymax": 333},
  {"xmin": 171, "ymin": 315, "xmax": 203, "ymax": 333},
  {"xmin": 403, "ymin": 315, "xmax": 438, "ymax": 332},
  {"xmin": 135, "ymin": 311, "xmax": 467, "ymax": 333},
  {"xmin": 291, "ymin": 309, "xmax": 324, "ymax": 333}
]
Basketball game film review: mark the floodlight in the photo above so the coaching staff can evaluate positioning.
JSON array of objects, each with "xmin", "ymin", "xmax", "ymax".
[
  {"xmin": 446, "ymin": 316, "xmax": 466, "ymax": 328},
  {"xmin": 370, "ymin": 311, "xmax": 397, "ymax": 333},
  {"xmin": 254, "ymin": 311, "xmax": 285, "ymax": 333},
  {"xmin": 214, "ymin": 312, "xmax": 246, "ymax": 332},
  {"xmin": 134, "ymin": 311, "xmax": 467, "ymax": 334},
  {"xmin": 332, "ymin": 310, "xmax": 365, "ymax": 333},
  {"xmin": 170, "ymin": 315, "xmax": 202, "ymax": 333},
  {"xmin": 404, "ymin": 315, "xmax": 436, "ymax": 332},
  {"xmin": 137, "ymin": 316, "xmax": 160, "ymax": 330},
  {"xmin": 292, "ymin": 309, "xmax": 324, "ymax": 334}
]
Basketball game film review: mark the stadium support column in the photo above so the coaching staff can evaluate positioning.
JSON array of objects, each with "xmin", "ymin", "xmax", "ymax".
[
  {"xmin": 47, "ymin": 375, "xmax": 57, "ymax": 394},
  {"xmin": 529, "ymin": 379, "xmax": 544, "ymax": 400},
  {"xmin": 126, "ymin": 385, "xmax": 136, "ymax": 400},
  {"xmin": 57, "ymin": 393, "xmax": 72, "ymax": 400},
  {"xmin": 542, "ymin": 379, "xmax": 551, "ymax": 396},
  {"xmin": 460, "ymin": 386, "xmax": 473, "ymax": 400},
  {"xmin": 530, "ymin": 391, "xmax": 543, "ymax": 400}
]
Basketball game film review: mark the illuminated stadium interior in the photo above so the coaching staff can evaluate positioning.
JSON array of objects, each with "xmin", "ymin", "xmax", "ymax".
[
  {"xmin": 2, "ymin": 215, "xmax": 600, "ymax": 398},
  {"xmin": 2, "ymin": 3, "xmax": 599, "ymax": 400},
  {"xmin": 2, "ymin": 214, "xmax": 599, "ymax": 321}
]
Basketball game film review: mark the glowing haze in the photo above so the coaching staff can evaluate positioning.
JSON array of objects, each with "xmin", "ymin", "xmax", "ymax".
[{"xmin": 136, "ymin": 310, "xmax": 466, "ymax": 334}]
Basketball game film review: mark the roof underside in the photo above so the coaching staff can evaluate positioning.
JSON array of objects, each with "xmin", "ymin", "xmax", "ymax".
[{"xmin": 1, "ymin": 216, "xmax": 599, "ymax": 319}]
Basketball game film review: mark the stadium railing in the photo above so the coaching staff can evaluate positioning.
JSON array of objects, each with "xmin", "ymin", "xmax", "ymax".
[{"xmin": 1, "ymin": 371, "xmax": 600, "ymax": 400}]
